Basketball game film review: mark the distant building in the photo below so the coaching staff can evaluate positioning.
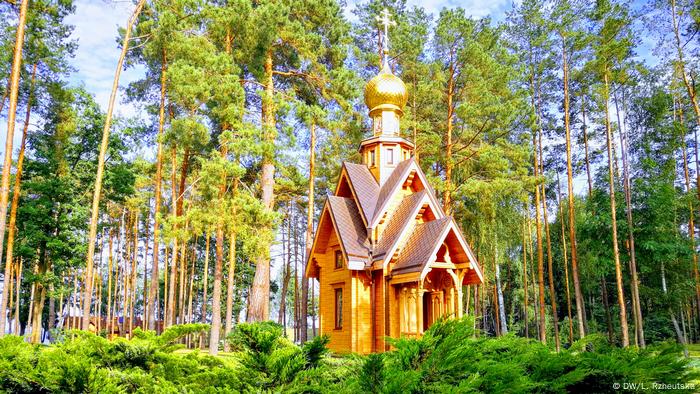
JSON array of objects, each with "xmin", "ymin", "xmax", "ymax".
[{"xmin": 305, "ymin": 23, "xmax": 484, "ymax": 353}]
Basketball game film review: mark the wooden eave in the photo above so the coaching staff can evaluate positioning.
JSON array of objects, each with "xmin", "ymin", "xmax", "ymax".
[
  {"xmin": 305, "ymin": 200, "xmax": 332, "ymax": 278},
  {"xmin": 370, "ymin": 160, "xmax": 445, "ymax": 229},
  {"xmin": 379, "ymin": 193, "xmax": 438, "ymax": 268}
]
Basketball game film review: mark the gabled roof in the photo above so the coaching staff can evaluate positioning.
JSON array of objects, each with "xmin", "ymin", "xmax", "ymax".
[
  {"xmin": 342, "ymin": 162, "xmax": 379, "ymax": 224},
  {"xmin": 373, "ymin": 190, "xmax": 427, "ymax": 261},
  {"xmin": 369, "ymin": 157, "xmax": 445, "ymax": 229},
  {"xmin": 392, "ymin": 217, "xmax": 452, "ymax": 276},
  {"xmin": 372, "ymin": 158, "xmax": 415, "ymax": 225},
  {"xmin": 327, "ymin": 196, "xmax": 370, "ymax": 260}
]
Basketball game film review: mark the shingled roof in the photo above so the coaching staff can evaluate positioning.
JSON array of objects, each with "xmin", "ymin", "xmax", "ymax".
[
  {"xmin": 373, "ymin": 190, "xmax": 427, "ymax": 261},
  {"xmin": 392, "ymin": 217, "xmax": 452, "ymax": 275},
  {"xmin": 327, "ymin": 196, "xmax": 370, "ymax": 260},
  {"xmin": 372, "ymin": 158, "xmax": 414, "ymax": 224},
  {"xmin": 342, "ymin": 162, "xmax": 379, "ymax": 223}
]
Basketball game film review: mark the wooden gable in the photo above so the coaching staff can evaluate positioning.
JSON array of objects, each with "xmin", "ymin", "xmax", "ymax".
[{"xmin": 370, "ymin": 158, "xmax": 444, "ymax": 229}]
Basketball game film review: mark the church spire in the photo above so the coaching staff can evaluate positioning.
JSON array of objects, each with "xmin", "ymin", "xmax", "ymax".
[
  {"xmin": 376, "ymin": 8, "xmax": 396, "ymax": 69},
  {"xmin": 360, "ymin": 9, "xmax": 414, "ymax": 184},
  {"xmin": 364, "ymin": 9, "xmax": 407, "ymax": 137}
]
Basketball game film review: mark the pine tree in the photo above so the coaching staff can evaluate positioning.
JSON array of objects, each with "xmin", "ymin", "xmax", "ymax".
[
  {"xmin": 553, "ymin": 0, "xmax": 587, "ymax": 339},
  {"xmin": 245, "ymin": 0, "xmax": 353, "ymax": 322},
  {"xmin": 589, "ymin": 0, "xmax": 633, "ymax": 347},
  {"xmin": 82, "ymin": 0, "xmax": 146, "ymax": 330},
  {"xmin": 0, "ymin": 0, "xmax": 29, "ymax": 336}
]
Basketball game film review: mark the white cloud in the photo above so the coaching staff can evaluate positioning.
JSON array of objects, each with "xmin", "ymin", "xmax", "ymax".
[
  {"xmin": 0, "ymin": 0, "xmax": 147, "ymax": 160},
  {"xmin": 66, "ymin": 0, "xmax": 146, "ymax": 117}
]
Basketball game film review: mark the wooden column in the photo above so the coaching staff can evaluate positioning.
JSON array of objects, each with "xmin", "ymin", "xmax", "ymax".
[
  {"xmin": 447, "ymin": 287, "xmax": 455, "ymax": 317},
  {"xmin": 448, "ymin": 269, "xmax": 463, "ymax": 318},
  {"xmin": 416, "ymin": 285, "xmax": 424, "ymax": 335},
  {"xmin": 400, "ymin": 287, "xmax": 407, "ymax": 334},
  {"xmin": 456, "ymin": 286, "xmax": 463, "ymax": 318}
]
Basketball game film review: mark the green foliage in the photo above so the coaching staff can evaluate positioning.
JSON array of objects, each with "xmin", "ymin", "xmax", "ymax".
[
  {"xmin": 0, "ymin": 321, "xmax": 696, "ymax": 393},
  {"xmin": 359, "ymin": 353, "xmax": 385, "ymax": 394},
  {"xmin": 346, "ymin": 318, "xmax": 698, "ymax": 394}
]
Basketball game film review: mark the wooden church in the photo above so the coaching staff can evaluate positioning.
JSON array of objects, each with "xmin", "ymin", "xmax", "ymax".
[{"xmin": 305, "ymin": 12, "xmax": 484, "ymax": 354}]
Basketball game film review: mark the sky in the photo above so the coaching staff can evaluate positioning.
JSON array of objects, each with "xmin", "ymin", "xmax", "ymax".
[{"xmin": 65, "ymin": 0, "xmax": 146, "ymax": 118}]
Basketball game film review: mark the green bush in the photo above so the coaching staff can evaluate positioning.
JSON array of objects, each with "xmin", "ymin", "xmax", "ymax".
[
  {"xmin": 347, "ymin": 317, "xmax": 699, "ymax": 394},
  {"xmin": 0, "ymin": 319, "xmax": 696, "ymax": 393}
]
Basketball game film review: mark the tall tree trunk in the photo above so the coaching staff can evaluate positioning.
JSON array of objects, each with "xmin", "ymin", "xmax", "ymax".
[
  {"xmin": 209, "ymin": 143, "xmax": 228, "ymax": 355},
  {"xmin": 443, "ymin": 63, "xmax": 455, "ymax": 214},
  {"xmin": 107, "ymin": 228, "xmax": 114, "ymax": 335},
  {"xmin": 6, "ymin": 261, "xmax": 14, "ymax": 332},
  {"xmin": 495, "ymin": 249, "xmax": 507, "ymax": 334},
  {"xmin": 129, "ymin": 212, "xmax": 138, "ymax": 334},
  {"xmin": 523, "ymin": 219, "xmax": 529, "ymax": 338},
  {"xmin": 661, "ymin": 261, "xmax": 689, "ymax": 357},
  {"xmin": 176, "ymin": 153, "xmax": 190, "ymax": 324},
  {"xmin": 202, "ymin": 231, "xmax": 210, "ymax": 323},
  {"xmin": 0, "ymin": 0, "xmax": 29, "ymax": 337},
  {"xmin": 83, "ymin": 0, "xmax": 146, "ymax": 330},
  {"xmin": 30, "ymin": 283, "xmax": 46, "ymax": 344},
  {"xmin": 147, "ymin": 50, "xmax": 167, "ymax": 331},
  {"xmin": 224, "ymin": 231, "xmax": 237, "ymax": 350},
  {"xmin": 279, "ymin": 208, "xmax": 291, "ymax": 327},
  {"xmin": 178, "ymin": 219, "xmax": 189, "ymax": 324},
  {"xmin": 142, "ymin": 204, "xmax": 150, "ymax": 328},
  {"xmin": 539, "ymin": 133, "xmax": 560, "ymax": 351},
  {"xmin": 166, "ymin": 147, "xmax": 178, "ymax": 326},
  {"xmin": 26, "ymin": 262, "xmax": 37, "ymax": 335},
  {"xmin": 199, "ymin": 231, "xmax": 210, "ymax": 349},
  {"xmin": 561, "ymin": 36, "xmax": 586, "ymax": 338},
  {"xmin": 614, "ymin": 88, "xmax": 644, "ymax": 347},
  {"xmin": 301, "ymin": 122, "xmax": 316, "ymax": 342},
  {"xmin": 249, "ymin": 51, "xmax": 276, "ymax": 322},
  {"xmin": 0, "ymin": 62, "xmax": 35, "ymax": 333},
  {"xmin": 294, "ymin": 209, "xmax": 300, "ymax": 342},
  {"xmin": 603, "ymin": 72, "xmax": 629, "ymax": 347},
  {"xmin": 533, "ymin": 130, "xmax": 546, "ymax": 344},
  {"xmin": 557, "ymin": 175, "xmax": 574, "ymax": 344},
  {"xmin": 187, "ymin": 246, "xmax": 195, "ymax": 324},
  {"xmin": 14, "ymin": 259, "xmax": 22, "ymax": 335},
  {"xmin": 163, "ymin": 245, "xmax": 168, "ymax": 330}
]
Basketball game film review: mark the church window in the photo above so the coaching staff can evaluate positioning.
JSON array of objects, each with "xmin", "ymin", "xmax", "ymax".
[
  {"xmin": 335, "ymin": 250, "xmax": 343, "ymax": 269},
  {"xmin": 335, "ymin": 288, "xmax": 343, "ymax": 329},
  {"xmin": 370, "ymin": 149, "xmax": 376, "ymax": 167},
  {"xmin": 387, "ymin": 148, "xmax": 394, "ymax": 165}
]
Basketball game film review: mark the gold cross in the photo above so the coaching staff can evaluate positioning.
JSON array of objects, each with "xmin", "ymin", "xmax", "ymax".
[{"xmin": 376, "ymin": 8, "xmax": 396, "ymax": 67}]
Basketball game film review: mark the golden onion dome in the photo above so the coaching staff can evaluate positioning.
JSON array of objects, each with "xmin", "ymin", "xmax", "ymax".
[{"xmin": 364, "ymin": 63, "xmax": 408, "ymax": 113}]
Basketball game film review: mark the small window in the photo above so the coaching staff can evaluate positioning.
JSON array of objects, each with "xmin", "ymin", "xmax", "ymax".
[
  {"xmin": 335, "ymin": 250, "xmax": 343, "ymax": 269},
  {"xmin": 370, "ymin": 149, "xmax": 376, "ymax": 167},
  {"xmin": 335, "ymin": 288, "xmax": 343, "ymax": 329},
  {"xmin": 387, "ymin": 148, "xmax": 394, "ymax": 165}
]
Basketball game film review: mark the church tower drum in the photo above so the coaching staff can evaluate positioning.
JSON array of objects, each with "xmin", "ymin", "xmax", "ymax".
[{"xmin": 361, "ymin": 63, "xmax": 415, "ymax": 184}]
